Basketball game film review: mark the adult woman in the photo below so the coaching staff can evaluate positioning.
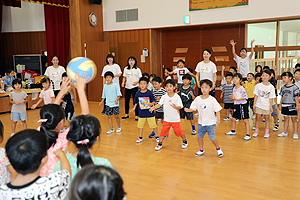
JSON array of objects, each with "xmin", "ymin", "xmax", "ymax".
[
  {"xmin": 44, "ymin": 55, "xmax": 66, "ymax": 96},
  {"xmin": 195, "ymin": 49, "xmax": 217, "ymax": 97},
  {"xmin": 121, "ymin": 56, "xmax": 142, "ymax": 120},
  {"xmin": 101, "ymin": 54, "xmax": 122, "ymax": 114}
]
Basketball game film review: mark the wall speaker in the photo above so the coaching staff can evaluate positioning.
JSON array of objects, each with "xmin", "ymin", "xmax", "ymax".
[{"xmin": 89, "ymin": 0, "xmax": 101, "ymax": 5}]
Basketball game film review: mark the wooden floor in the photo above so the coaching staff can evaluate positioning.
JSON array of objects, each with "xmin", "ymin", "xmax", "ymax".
[{"xmin": 1, "ymin": 99, "xmax": 300, "ymax": 199}]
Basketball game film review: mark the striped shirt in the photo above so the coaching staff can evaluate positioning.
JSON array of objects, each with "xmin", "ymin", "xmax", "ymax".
[
  {"xmin": 152, "ymin": 88, "xmax": 167, "ymax": 112},
  {"xmin": 222, "ymin": 83, "xmax": 234, "ymax": 103}
]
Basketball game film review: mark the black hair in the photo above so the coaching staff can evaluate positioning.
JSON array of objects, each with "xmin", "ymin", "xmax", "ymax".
[
  {"xmin": 229, "ymin": 66, "xmax": 237, "ymax": 73},
  {"xmin": 255, "ymin": 65, "xmax": 262, "ymax": 72},
  {"xmin": 177, "ymin": 59, "xmax": 185, "ymax": 64},
  {"xmin": 41, "ymin": 77, "xmax": 51, "ymax": 84},
  {"xmin": 165, "ymin": 79, "xmax": 176, "ymax": 87},
  {"xmin": 6, "ymin": 69, "xmax": 14, "ymax": 74},
  {"xmin": 240, "ymin": 48, "xmax": 247, "ymax": 53},
  {"xmin": 294, "ymin": 69, "xmax": 300, "ymax": 74},
  {"xmin": 69, "ymin": 165, "xmax": 126, "ymax": 200},
  {"xmin": 139, "ymin": 77, "xmax": 149, "ymax": 84},
  {"xmin": 182, "ymin": 74, "xmax": 192, "ymax": 81},
  {"xmin": 0, "ymin": 121, "xmax": 3, "ymax": 142},
  {"xmin": 149, "ymin": 74, "xmax": 156, "ymax": 78},
  {"xmin": 104, "ymin": 71, "xmax": 114, "ymax": 78},
  {"xmin": 51, "ymin": 54, "xmax": 59, "ymax": 61},
  {"xmin": 225, "ymin": 72, "xmax": 233, "ymax": 78},
  {"xmin": 165, "ymin": 68, "xmax": 172, "ymax": 72},
  {"xmin": 39, "ymin": 104, "xmax": 65, "ymax": 149},
  {"xmin": 200, "ymin": 79, "xmax": 213, "ymax": 87},
  {"xmin": 188, "ymin": 68, "xmax": 193, "ymax": 73},
  {"xmin": 203, "ymin": 49, "xmax": 211, "ymax": 54},
  {"xmin": 142, "ymin": 72, "xmax": 150, "ymax": 78},
  {"xmin": 247, "ymin": 73, "xmax": 254, "ymax": 77},
  {"xmin": 295, "ymin": 63, "xmax": 300, "ymax": 69},
  {"xmin": 67, "ymin": 115, "xmax": 101, "ymax": 168},
  {"xmin": 262, "ymin": 69, "xmax": 272, "ymax": 76},
  {"xmin": 126, "ymin": 56, "xmax": 137, "ymax": 70},
  {"xmin": 12, "ymin": 78, "xmax": 22, "ymax": 89},
  {"xmin": 152, "ymin": 76, "xmax": 162, "ymax": 83},
  {"xmin": 106, "ymin": 54, "xmax": 115, "ymax": 64},
  {"xmin": 281, "ymin": 71, "xmax": 293, "ymax": 79},
  {"xmin": 255, "ymin": 72, "xmax": 262, "ymax": 83},
  {"xmin": 233, "ymin": 73, "xmax": 243, "ymax": 81},
  {"xmin": 263, "ymin": 66, "xmax": 270, "ymax": 70},
  {"xmin": 62, "ymin": 72, "xmax": 68, "ymax": 77},
  {"xmin": 6, "ymin": 129, "xmax": 48, "ymax": 175}
]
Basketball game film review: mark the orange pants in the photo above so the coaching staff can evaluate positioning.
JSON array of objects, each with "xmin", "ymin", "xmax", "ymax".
[{"xmin": 160, "ymin": 121, "xmax": 184, "ymax": 137}]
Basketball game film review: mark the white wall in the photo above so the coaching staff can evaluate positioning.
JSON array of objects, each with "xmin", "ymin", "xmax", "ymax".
[
  {"xmin": 102, "ymin": 0, "xmax": 300, "ymax": 31},
  {"xmin": 2, "ymin": 1, "xmax": 45, "ymax": 32}
]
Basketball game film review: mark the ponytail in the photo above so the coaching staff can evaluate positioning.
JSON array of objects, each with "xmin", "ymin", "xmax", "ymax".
[
  {"xmin": 40, "ymin": 124, "xmax": 58, "ymax": 149},
  {"xmin": 76, "ymin": 145, "xmax": 93, "ymax": 168}
]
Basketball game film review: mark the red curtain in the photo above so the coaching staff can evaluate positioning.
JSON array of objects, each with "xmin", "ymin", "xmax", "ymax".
[
  {"xmin": 2, "ymin": 0, "xmax": 21, "ymax": 7},
  {"xmin": 21, "ymin": 0, "xmax": 68, "ymax": 8},
  {"xmin": 44, "ymin": 5, "xmax": 70, "ymax": 67}
]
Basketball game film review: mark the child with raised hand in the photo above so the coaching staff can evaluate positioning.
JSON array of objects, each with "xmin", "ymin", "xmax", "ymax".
[
  {"xmin": 278, "ymin": 72, "xmax": 299, "ymax": 139},
  {"xmin": 188, "ymin": 68, "xmax": 196, "ymax": 90},
  {"xmin": 39, "ymin": 74, "xmax": 89, "ymax": 176},
  {"xmin": 131, "ymin": 77, "xmax": 158, "ymax": 143},
  {"xmin": 242, "ymin": 73, "xmax": 256, "ymax": 118},
  {"xmin": 178, "ymin": 74, "xmax": 197, "ymax": 135},
  {"xmin": 185, "ymin": 79, "xmax": 223, "ymax": 157},
  {"xmin": 252, "ymin": 69, "xmax": 276, "ymax": 138},
  {"xmin": 168, "ymin": 59, "xmax": 195, "ymax": 89},
  {"xmin": 0, "ymin": 129, "xmax": 71, "ymax": 200},
  {"xmin": 53, "ymin": 115, "xmax": 113, "ymax": 183},
  {"xmin": 99, "ymin": 71, "xmax": 122, "ymax": 134},
  {"xmin": 69, "ymin": 165, "xmax": 126, "ymax": 200},
  {"xmin": 31, "ymin": 77, "xmax": 55, "ymax": 109},
  {"xmin": 149, "ymin": 79, "xmax": 188, "ymax": 151},
  {"xmin": 230, "ymin": 39, "xmax": 255, "ymax": 79},
  {"xmin": 3, "ymin": 69, "xmax": 15, "ymax": 91},
  {"xmin": 220, "ymin": 72, "xmax": 234, "ymax": 121},
  {"xmin": 221, "ymin": 66, "xmax": 236, "ymax": 85},
  {"xmin": 61, "ymin": 72, "xmax": 75, "ymax": 122},
  {"xmin": 225, "ymin": 73, "xmax": 251, "ymax": 141},
  {"xmin": 149, "ymin": 76, "xmax": 166, "ymax": 138},
  {"xmin": 9, "ymin": 78, "xmax": 27, "ymax": 135}
]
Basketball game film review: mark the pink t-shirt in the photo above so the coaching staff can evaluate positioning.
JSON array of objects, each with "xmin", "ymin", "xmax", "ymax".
[
  {"xmin": 40, "ymin": 127, "xmax": 69, "ymax": 176},
  {"xmin": 39, "ymin": 88, "xmax": 55, "ymax": 105},
  {"xmin": 232, "ymin": 86, "xmax": 248, "ymax": 105}
]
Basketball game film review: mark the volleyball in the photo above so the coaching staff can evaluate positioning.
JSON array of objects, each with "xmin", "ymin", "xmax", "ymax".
[{"xmin": 66, "ymin": 57, "xmax": 97, "ymax": 83}]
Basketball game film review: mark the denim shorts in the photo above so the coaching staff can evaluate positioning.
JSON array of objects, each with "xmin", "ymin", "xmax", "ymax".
[
  {"xmin": 11, "ymin": 112, "xmax": 27, "ymax": 122},
  {"xmin": 198, "ymin": 124, "xmax": 216, "ymax": 141},
  {"xmin": 271, "ymin": 105, "xmax": 277, "ymax": 117}
]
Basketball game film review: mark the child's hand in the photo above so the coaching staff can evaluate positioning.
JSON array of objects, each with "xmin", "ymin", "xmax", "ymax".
[
  {"xmin": 114, "ymin": 100, "xmax": 118, "ymax": 105},
  {"xmin": 149, "ymin": 106, "xmax": 155, "ymax": 113},
  {"xmin": 54, "ymin": 148, "xmax": 65, "ymax": 158},
  {"xmin": 14, "ymin": 101, "xmax": 19, "ymax": 106},
  {"xmin": 270, "ymin": 106, "xmax": 273, "ymax": 113},
  {"xmin": 171, "ymin": 103, "xmax": 177, "ymax": 109},
  {"xmin": 229, "ymin": 95, "xmax": 235, "ymax": 100},
  {"xmin": 184, "ymin": 108, "xmax": 192, "ymax": 112},
  {"xmin": 121, "ymin": 82, "xmax": 125, "ymax": 88},
  {"xmin": 130, "ymin": 108, "xmax": 135, "ymax": 113},
  {"xmin": 31, "ymin": 104, "xmax": 37, "ymax": 110},
  {"xmin": 155, "ymin": 96, "xmax": 160, "ymax": 101},
  {"xmin": 229, "ymin": 39, "xmax": 236, "ymax": 46},
  {"xmin": 222, "ymin": 65, "xmax": 225, "ymax": 71},
  {"xmin": 216, "ymin": 118, "xmax": 220, "ymax": 126},
  {"xmin": 296, "ymin": 106, "xmax": 300, "ymax": 112},
  {"xmin": 278, "ymin": 104, "xmax": 281, "ymax": 111},
  {"xmin": 132, "ymin": 81, "xmax": 138, "ymax": 86},
  {"xmin": 251, "ymin": 39, "xmax": 255, "ymax": 45},
  {"xmin": 99, "ymin": 102, "xmax": 103, "ymax": 106},
  {"xmin": 74, "ymin": 72, "xmax": 88, "ymax": 91},
  {"xmin": 253, "ymin": 104, "xmax": 256, "ymax": 111},
  {"xmin": 220, "ymin": 94, "xmax": 223, "ymax": 99},
  {"xmin": 60, "ymin": 77, "xmax": 71, "ymax": 95},
  {"xmin": 189, "ymin": 91, "xmax": 194, "ymax": 96}
]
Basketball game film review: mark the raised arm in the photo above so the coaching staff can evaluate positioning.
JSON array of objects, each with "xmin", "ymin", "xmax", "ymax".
[
  {"xmin": 249, "ymin": 39, "xmax": 255, "ymax": 59},
  {"xmin": 229, "ymin": 39, "xmax": 238, "ymax": 59},
  {"xmin": 221, "ymin": 66, "xmax": 225, "ymax": 79},
  {"xmin": 75, "ymin": 74, "xmax": 89, "ymax": 115}
]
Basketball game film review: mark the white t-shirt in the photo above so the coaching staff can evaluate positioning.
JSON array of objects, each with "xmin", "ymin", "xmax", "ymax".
[
  {"xmin": 195, "ymin": 61, "xmax": 217, "ymax": 82},
  {"xmin": 39, "ymin": 88, "xmax": 55, "ymax": 105},
  {"xmin": 234, "ymin": 55, "xmax": 252, "ymax": 78},
  {"xmin": 123, "ymin": 67, "xmax": 142, "ymax": 89},
  {"xmin": 253, "ymin": 83, "xmax": 276, "ymax": 110},
  {"xmin": 158, "ymin": 93, "xmax": 183, "ymax": 122},
  {"xmin": 190, "ymin": 95, "xmax": 222, "ymax": 126},
  {"xmin": 173, "ymin": 67, "xmax": 190, "ymax": 84},
  {"xmin": 101, "ymin": 64, "xmax": 122, "ymax": 87},
  {"xmin": 44, "ymin": 66, "xmax": 66, "ymax": 91}
]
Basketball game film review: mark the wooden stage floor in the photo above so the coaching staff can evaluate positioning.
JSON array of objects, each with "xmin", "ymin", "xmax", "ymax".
[{"xmin": 0, "ymin": 99, "xmax": 299, "ymax": 199}]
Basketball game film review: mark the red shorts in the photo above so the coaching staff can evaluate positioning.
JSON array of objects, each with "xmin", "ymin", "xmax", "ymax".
[{"xmin": 160, "ymin": 121, "xmax": 184, "ymax": 137}]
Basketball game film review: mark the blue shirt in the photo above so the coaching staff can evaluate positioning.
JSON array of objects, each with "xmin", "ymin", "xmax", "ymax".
[
  {"xmin": 134, "ymin": 90, "xmax": 156, "ymax": 118},
  {"xmin": 3, "ymin": 75, "xmax": 15, "ymax": 90},
  {"xmin": 190, "ymin": 77, "xmax": 196, "ymax": 89},
  {"xmin": 102, "ymin": 83, "xmax": 122, "ymax": 107}
]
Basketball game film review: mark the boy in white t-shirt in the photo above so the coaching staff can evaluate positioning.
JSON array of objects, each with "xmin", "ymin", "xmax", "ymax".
[
  {"xmin": 31, "ymin": 77, "xmax": 55, "ymax": 109},
  {"xmin": 168, "ymin": 59, "xmax": 195, "ymax": 89},
  {"xmin": 230, "ymin": 39, "xmax": 255, "ymax": 79},
  {"xmin": 185, "ymin": 79, "xmax": 223, "ymax": 157},
  {"xmin": 149, "ymin": 79, "xmax": 188, "ymax": 151}
]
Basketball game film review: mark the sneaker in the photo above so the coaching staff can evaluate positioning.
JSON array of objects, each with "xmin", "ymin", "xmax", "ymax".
[
  {"xmin": 181, "ymin": 143, "xmax": 188, "ymax": 149},
  {"xmin": 293, "ymin": 133, "xmax": 298, "ymax": 139},
  {"xmin": 106, "ymin": 129, "xmax": 114, "ymax": 134},
  {"xmin": 121, "ymin": 116, "xmax": 129, "ymax": 120},
  {"xmin": 116, "ymin": 127, "xmax": 121, "ymax": 133},
  {"xmin": 278, "ymin": 119, "xmax": 280, "ymax": 123},
  {"xmin": 243, "ymin": 135, "xmax": 251, "ymax": 141},
  {"xmin": 236, "ymin": 119, "xmax": 239, "ymax": 122},
  {"xmin": 225, "ymin": 131, "xmax": 236, "ymax": 135},
  {"xmin": 217, "ymin": 149, "xmax": 224, "ymax": 157},
  {"xmin": 223, "ymin": 117, "xmax": 230, "ymax": 121},
  {"xmin": 149, "ymin": 131, "xmax": 156, "ymax": 138},
  {"xmin": 278, "ymin": 132, "xmax": 288, "ymax": 137},
  {"xmin": 282, "ymin": 119, "xmax": 285, "ymax": 121},
  {"xmin": 164, "ymin": 136, "xmax": 168, "ymax": 139},
  {"xmin": 264, "ymin": 133, "xmax": 270, "ymax": 138},
  {"xmin": 252, "ymin": 114, "xmax": 256, "ymax": 119},
  {"xmin": 195, "ymin": 150, "xmax": 205, "ymax": 156},
  {"xmin": 135, "ymin": 118, "xmax": 139, "ymax": 121},
  {"xmin": 156, "ymin": 137, "xmax": 160, "ymax": 143},
  {"xmin": 191, "ymin": 130, "xmax": 197, "ymax": 135},
  {"xmin": 252, "ymin": 132, "xmax": 258, "ymax": 137},
  {"xmin": 136, "ymin": 138, "xmax": 143, "ymax": 143},
  {"xmin": 155, "ymin": 145, "xmax": 162, "ymax": 151},
  {"xmin": 262, "ymin": 119, "xmax": 265, "ymax": 122},
  {"xmin": 252, "ymin": 126, "xmax": 256, "ymax": 130},
  {"xmin": 11, "ymin": 133, "xmax": 15, "ymax": 137},
  {"xmin": 194, "ymin": 113, "xmax": 199, "ymax": 116},
  {"xmin": 272, "ymin": 126, "xmax": 279, "ymax": 131},
  {"xmin": 101, "ymin": 112, "xmax": 105, "ymax": 115}
]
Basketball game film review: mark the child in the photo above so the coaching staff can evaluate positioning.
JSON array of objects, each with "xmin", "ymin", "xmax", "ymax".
[
  {"xmin": 9, "ymin": 78, "xmax": 27, "ymax": 135},
  {"xmin": 164, "ymin": 68, "xmax": 172, "ymax": 80},
  {"xmin": 130, "ymin": 77, "xmax": 158, "ymax": 143},
  {"xmin": 99, "ymin": 71, "xmax": 122, "ymax": 134},
  {"xmin": 230, "ymin": 39, "xmax": 255, "ymax": 79},
  {"xmin": 53, "ymin": 115, "xmax": 113, "ymax": 183},
  {"xmin": 255, "ymin": 72, "xmax": 262, "ymax": 84},
  {"xmin": 69, "ymin": 165, "xmax": 126, "ymax": 200},
  {"xmin": 149, "ymin": 79, "xmax": 188, "ymax": 150},
  {"xmin": 221, "ymin": 66, "xmax": 236, "ymax": 85},
  {"xmin": 252, "ymin": 69, "xmax": 276, "ymax": 138},
  {"xmin": 188, "ymin": 68, "xmax": 196, "ymax": 89},
  {"xmin": 185, "ymin": 79, "xmax": 223, "ymax": 157},
  {"xmin": 31, "ymin": 77, "xmax": 55, "ymax": 109},
  {"xmin": 255, "ymin": 65, "xmax": 262, "ymax": 74},
  {"xmin": 178, "ymin": 74, "xmax": 197, "ymax": 135},
  {"xmin": 168, "ymin": 59, "xmax": 195, "ymax": 89},
  {"xmin": 39, "ymin": 74, "xmax": 89, "ymax": 176},
  {"xmin": 242, "ymin": 73, "xmax": 256, "ymax": 118},
  {"xmin": 0, "ymin": 129, "xmax": 71, "ymax": 199},
  {"xmin": 3, "ymin": 69, "xmax": 15, "ymax": 91},
  {"xmin": 295, "ymin": 63, "xmax": 300, "ymax": 72},
  {"xmin": 220, "ymin": 72, "xmax": 234, "ymax": 121},
  {"xmin": 225, "ymin": 73, "xmax": 251, "ymax": 141},
  {"xmin": 148, "ymin": 73, "xmax": 156, "ymax": 91},
  {"xmin": 270, "ymin": 68, "xmax": 279, "ymax": 131},
  {"xmin": 149, "ymin": 76, "xmax": 166, "ymax": 138},
  {"xmin": 278, "ymin": 72, "xmax": 299, "ymax": 139},
  {"xmin": 294, "ymin": 69, "xmax": 300, "ymax": 85},
  {"xmin": 61, "ymin": 72, "xmax": 75, "ymax": 122}
]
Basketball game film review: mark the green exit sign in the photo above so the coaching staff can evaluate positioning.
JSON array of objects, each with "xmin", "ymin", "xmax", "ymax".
[{"xmin": 184, "ymin": 16, "xmax": 190, "ymax": 24}]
